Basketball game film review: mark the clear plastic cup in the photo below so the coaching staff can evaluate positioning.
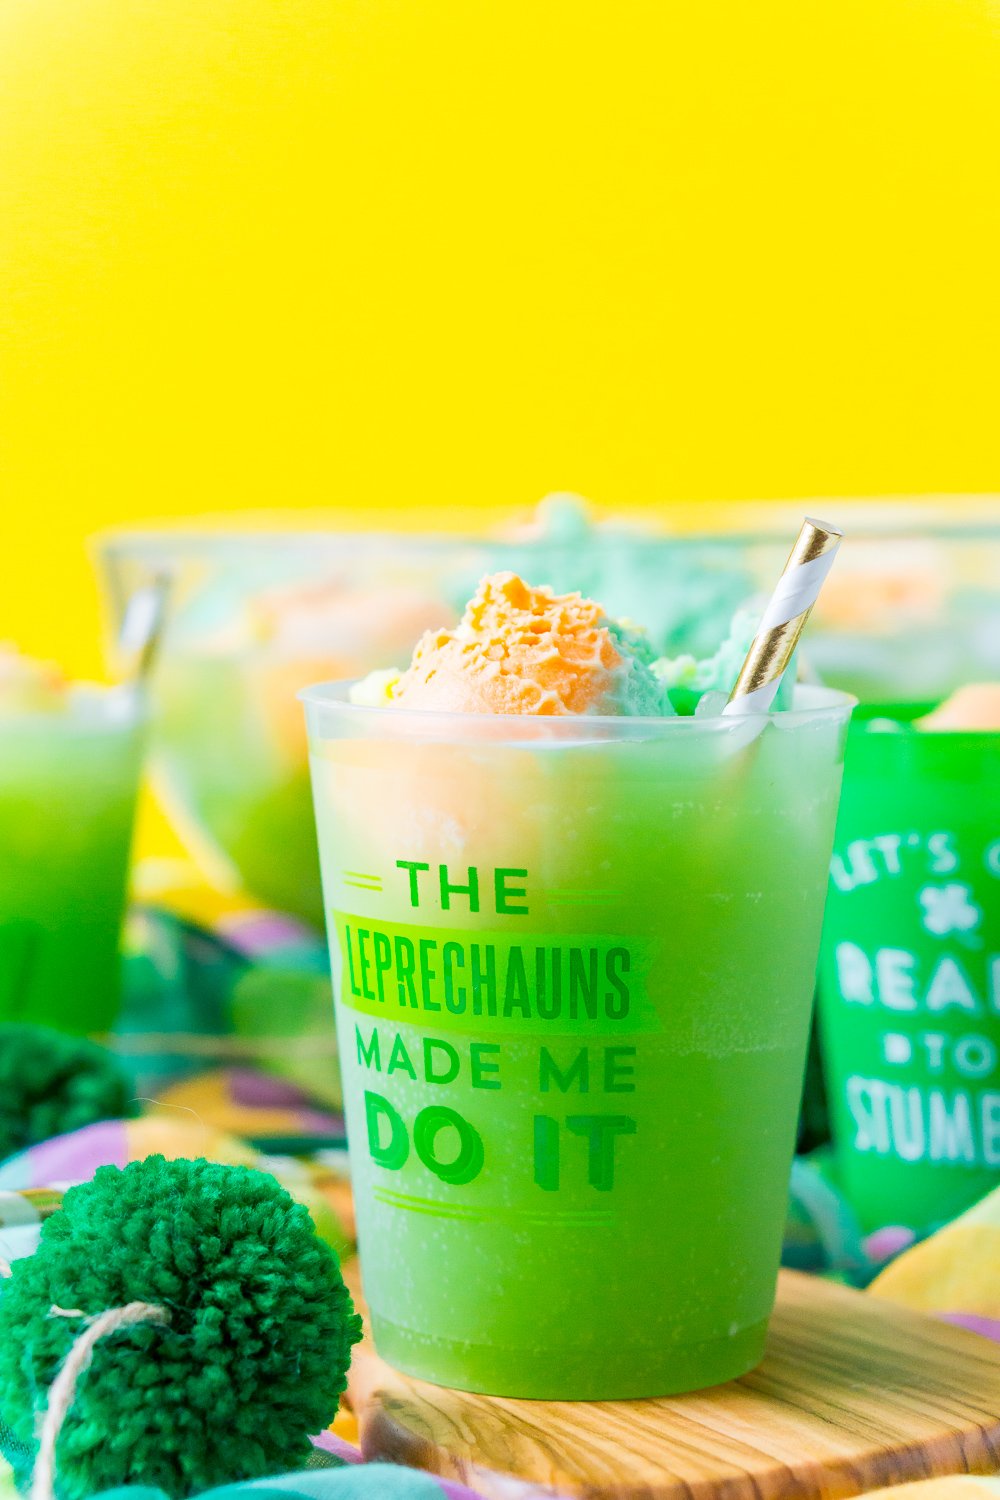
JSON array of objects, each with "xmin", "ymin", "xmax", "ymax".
[
  {"xmin": 302, "ymin": 682, "xmax": 854, "ymax": 1398},
  {"xmin": 97, "ymin": 521, "xmax": 765, "ymax": 923},
  {"xmin": 0, "ymin": 687, "xmax": 143, "ymax": 1033},
  {"xmin": 98, "ymin": 503, "xmax": 1000, "ymax": 933}
]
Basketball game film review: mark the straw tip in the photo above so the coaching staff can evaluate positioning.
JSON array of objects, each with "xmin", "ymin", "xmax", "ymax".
[{"xmin": 803, "ymin": 515, "xmax": 844, "ymax": 540}]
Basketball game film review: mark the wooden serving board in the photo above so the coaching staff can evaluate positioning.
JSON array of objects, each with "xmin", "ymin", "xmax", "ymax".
[{"xmin": 342, "ymin": 1262, "xmax": 1000, "ymax": 1499}]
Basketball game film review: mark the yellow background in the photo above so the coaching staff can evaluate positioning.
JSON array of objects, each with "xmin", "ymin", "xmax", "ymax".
[{"xmin": 2, "ymin": 0, "xmax": 999, "ymax": 679}]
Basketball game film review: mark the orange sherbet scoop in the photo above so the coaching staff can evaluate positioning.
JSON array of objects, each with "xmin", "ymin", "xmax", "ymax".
[{"xmin": 392, "ymin": 572, "xmax": 664, "ymax": 717}]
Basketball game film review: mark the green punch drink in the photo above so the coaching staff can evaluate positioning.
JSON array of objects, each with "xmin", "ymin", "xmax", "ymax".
[
  {"xmin": 304, "ymin": 572, "xmax": 852, "ymax": 1397},
  {"xmin": 0, "ymin": 655, "xmax": 143, "ymax": 1034}
]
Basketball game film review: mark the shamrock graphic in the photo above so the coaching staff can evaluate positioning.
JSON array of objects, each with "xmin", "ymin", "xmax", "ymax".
[{"xmin": 918, "ymin": 883, "xmax": 981, "ymax": 937}]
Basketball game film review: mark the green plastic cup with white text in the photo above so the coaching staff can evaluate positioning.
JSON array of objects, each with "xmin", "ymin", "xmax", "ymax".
[{"xmin": 818, "ymin": 708, "xmax": 1000, "ymax": 1233}]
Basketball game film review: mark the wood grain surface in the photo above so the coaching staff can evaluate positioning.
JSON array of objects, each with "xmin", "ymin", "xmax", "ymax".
[{"xmin": 342, "ymin": 1261, "xmax": 1000, "ymax": 1499}]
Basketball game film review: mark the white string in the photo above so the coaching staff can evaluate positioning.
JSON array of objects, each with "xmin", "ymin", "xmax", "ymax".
[{"xmin": 31, "ymin": 1302, "xmax": 169, "ymax": 1500}]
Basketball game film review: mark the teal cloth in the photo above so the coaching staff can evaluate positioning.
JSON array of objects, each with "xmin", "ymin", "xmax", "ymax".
[{"xmin": 95, "ymin": 1474, "xmax": 453, "ymax": 1500}]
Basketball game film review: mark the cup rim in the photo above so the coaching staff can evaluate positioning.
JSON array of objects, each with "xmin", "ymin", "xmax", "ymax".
[
  {"xmin": 0, "ymin": 683, "xmax": 145, "ymax": 732},
  {"xmin": 93, "ymin": 496, "xmax": 1000, "ymax": 562},
  {"xmin": 96, "ymin": 524, "xmax": 785, "ymax": 558},
  {"xmin": 855, "ymin": 716, "xmax": 1000, "ymax": 743},
  {"xmin": 299, "ymin": 678, "xmax": 856, "ymax": 734}
]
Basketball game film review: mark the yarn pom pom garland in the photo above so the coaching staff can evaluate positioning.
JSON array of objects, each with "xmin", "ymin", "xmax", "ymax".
[
  {"xmin": 0, "ymin": 1156, "xmax": 362, "ymax": 1499},
  {"xmin": 0, "ymin": 1024, "xmax": 134, "ymax": 1164}
]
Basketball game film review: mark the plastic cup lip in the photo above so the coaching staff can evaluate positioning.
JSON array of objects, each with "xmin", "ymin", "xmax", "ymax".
[
  {"xmin": 0, "ymin": 683, "xmax": 145, "ymax": 734},
  {"xmin": 91, "ymin": 498, "xmax": 1000, "ymax": 567},
  {"xmin": 299, "ymin": 678, "xmax": 856, "ymax": 741},
  {"xmin": 857, "ymin": 717, "xmax": 1000, "ymax": 744},
  {"xmin": 92, "ymin": 496, "xmax": 1000, "ymax": 565},
  {"xmin": 853, "ymin": 704, "xmax": 1000, "ymax": 742},
  {"xmin": 94, "ymin": 523, "xmax": 783, "ymax": 560}
]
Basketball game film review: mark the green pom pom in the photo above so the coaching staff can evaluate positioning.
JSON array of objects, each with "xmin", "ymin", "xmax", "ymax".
[
  {"xmin": 0, "ymin": 1156, "xmax": 363, "ymax": 1499},
  {"xmin": 0, "ymin": 1023, "xmax": 134, "ymax": 1163}
]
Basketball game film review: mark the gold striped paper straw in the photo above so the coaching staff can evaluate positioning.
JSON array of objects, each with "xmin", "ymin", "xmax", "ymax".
[
  {"xmin": 724, "ymin": 517, "xmax": 843, "ymax": 717},
  {"xmin": 118, "ymin": 572, "xmax": 171, "ymax": 684}
]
